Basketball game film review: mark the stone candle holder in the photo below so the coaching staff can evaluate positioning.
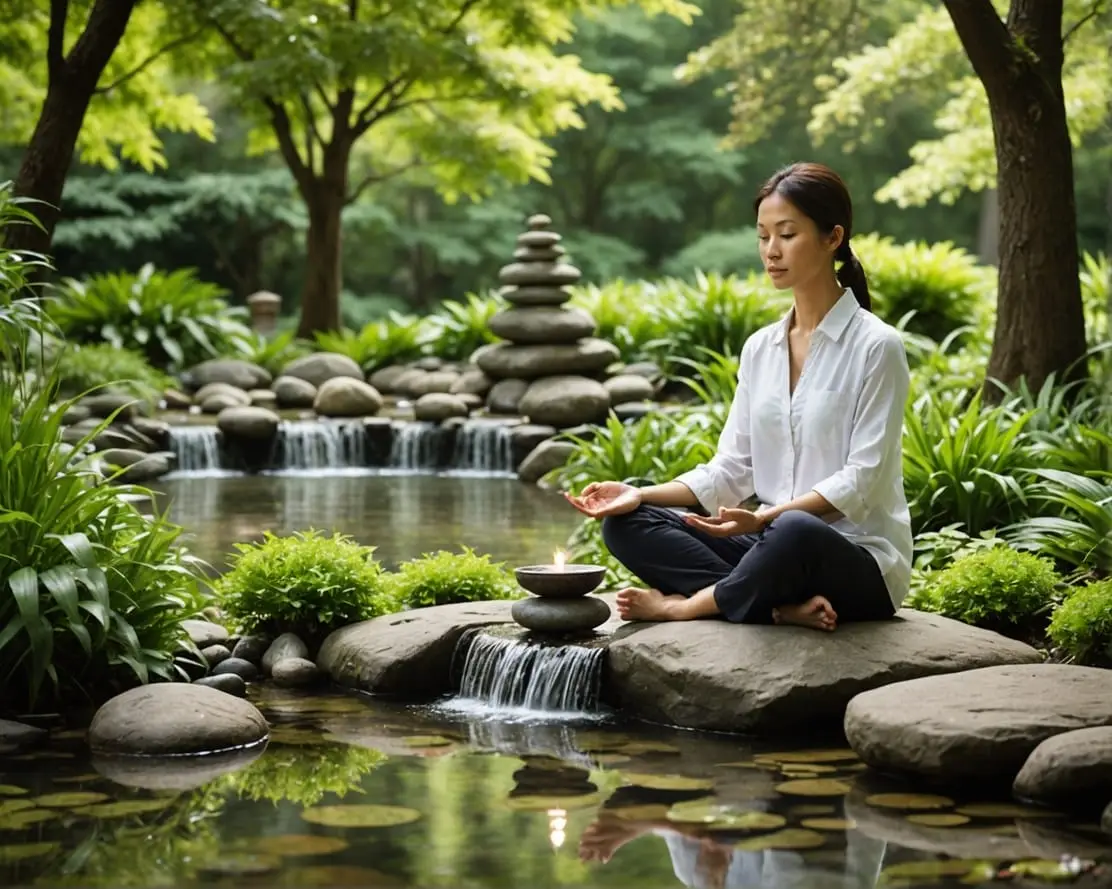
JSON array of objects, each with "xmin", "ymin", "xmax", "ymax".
[
  {"xmin": 511, "ymin": 558, "xmax": 610, "ymax": 634},
  {"xmin": 514, "ymin": 564, "xmax": 605, "ymax": 599}
]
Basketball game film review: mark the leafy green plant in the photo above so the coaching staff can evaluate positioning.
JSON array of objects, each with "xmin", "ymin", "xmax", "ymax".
[
  {"xmin": 239, "ymin": 329, "xmax": 314, "ymax": 377},
  {"xmin": 387, "ymin": 546, "xmax": 517, "ymax": 609},
  {"xmin": 421, "ymin": 290, "xmax": 504, "ymax": 361},
  {"xmin": 232, "ymin": 741, "xmax": 387, "ymax": 807},
  {"xmin": 564, "ymin": 518, "xmax": 637, "ymax": 589},
  {"xmin": 1079, "ymin": 251, "xmax": 1108, "ymax": 349},
  {"xmin": 51, "ymin": 343, "xmax": 172, "ymax": 404},
  {"xmin": 1047, "ymin": 578, "xmax": 1112, "ymax": 667},
  {"xmin": 909, "ymin": 548, "xmax": 1062, "ymax": 639},
  {"xmin": 216, "ymin": 530, "xmax": 389, "ymax": 638},
  {"xmin": 569, "ymin": 278, "xmax": 666, "ymax": 365},
  {"xmin": 314, "ymin": 311, "xmax": 430, "ymax": 372},
  {"xmin": 47, "ymin": 263, "xmax": 254, "ymax": 371}
]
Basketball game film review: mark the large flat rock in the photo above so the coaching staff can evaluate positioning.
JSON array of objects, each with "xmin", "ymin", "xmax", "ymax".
[
  {"xmin": 845, "ymin": 664, "xmax": 1112, "ymax": 785},
  {"xmin": 603, "ymin": 610, "xmax": 1042, "ymax": 734}
]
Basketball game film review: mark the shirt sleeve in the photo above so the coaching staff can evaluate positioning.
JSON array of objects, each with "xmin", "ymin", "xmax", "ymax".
[
  {"xmin": 811, "ymin": 331, "xmax": 909, "ymax": 525},
  {"xmin": 674, "ymin": 339, "xmax": 756, "ymax": 514}
]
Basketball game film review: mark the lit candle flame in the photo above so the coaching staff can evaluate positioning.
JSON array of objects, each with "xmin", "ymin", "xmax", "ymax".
[{"xmin": 553, "ymin": 549, "xmax": 567, "ymax": 572}]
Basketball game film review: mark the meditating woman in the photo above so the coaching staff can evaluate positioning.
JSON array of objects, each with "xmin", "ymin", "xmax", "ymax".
[{"xmin": 565, "ymin": 162, "xmax": 913, "ymax": 631}]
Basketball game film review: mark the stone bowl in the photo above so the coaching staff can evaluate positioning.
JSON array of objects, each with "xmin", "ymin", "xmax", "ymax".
[{"xmin": 515, "ymin": 564, "xmax": 605, "ymax": 599}]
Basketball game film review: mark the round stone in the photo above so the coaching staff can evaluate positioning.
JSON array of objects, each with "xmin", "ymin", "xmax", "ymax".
[
  {"xmin": 526, "ymin": 213, "xmax": 552, "ymax": 229},
  {"xmin": 498, "ymin": 262, "xmax": 581, "ymax": 287},
  {"xmin": 511, "ymin": 595, "xmax": 611, "ymax": 633},
  {"xmin": 414, "ymin": 392, "xmax": 469, "ymax": 422},
  {"xmin": 475, "ymin": 339, "xmax": 620, "ymax": 380},
  {"xmin": 517, "ymin": 230, "xmax": 562, "ymax": 249},
  {"xmin": 488, "ymin": 306, "xmax": 596, "ymax": 345},
  {"xmin": 519, "ymin": 376, "xmax": 610, "ymax": 427},
  {"xmin": 513, "ymin": 246, "xmax": 565, "ymax": 262},
  {"xmin": 501, "ymin": 286, "xmax": 573, "ymax": 307},
  {"xmin": 194, "ymin": 673, "xmax": 247, "ymax": 697}
]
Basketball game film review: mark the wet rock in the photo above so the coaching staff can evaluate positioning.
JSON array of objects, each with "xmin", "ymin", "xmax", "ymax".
[
  {"xmin": 163, "ymin": 389, "xmax": 193, "ymax": 410},
  {"xmin": 184, "ymin": 359, "xmax": 272, "ymax": 393},
  {"xmin": 408, "ymin": 370, "xmax": 460, "ymax": 396},
  {"xmin": 80, "ymin": 392, "xmax": 139, "ymax": 420},
  {"xmin": 217, "ymin": 405, "xmax": 280, "ymax": 441},
  {"xmin": 517, "ymin": 440, "xmax": 576, "ymax": 484},
  {"xmin": 281, "ymin": 353, "xmax": 364, "ymax": 388},
  {"xmin": 604, "ymin": 374, "xmax": 656, "ymax": 405},
  {"xmin": 271, "ymin": 657, "xmax": 323, "ymax": 688},
  {"xmin": 475, "ymin": 339, "xmax": 620, "ymax": 380},
  {"xmin": 94, "ymin": 426, "xmax": 151, "ymax": 452},
  {"xmin": 130, "ymin": 416, "xmax": 171, "ymax": 448},
  {"xmin": 489, "ymin": 306, "xmax": 596, "ymax": 345},
  {"xmin": 367, "ymin": 365, "xmax": 410, "ymax": 394},
  {"xmin": 249, "ymin": 389, "xmax": 277, "ymax": 409},
  {"xmin": 89, "ymin": 684, "xmax": 268, "ymax": 754},
  {"xmin": 92, "ymin": 746, "xmax": 264, "ymax": 791},
  {"xmin": 519, "ymin": 375, "xmax": 610, "ymax": 427},
  {"xmin": 511, "ymin": 596, "xmax": 611, "ymax": 633},
  {"xmin": 487, "ymin": 378, "xmax": 529, "ymax": 414},
  {"xmin": 202, "ymin": 644, "xmax": 232, "ymax": 667},
  {"xmin": 194, "ymin": 673, "xmax": 247, "ymax": 697},
  {"xmin": 272, "ymin": 375, "xmax": 318, "ymax": 409},
  {"xmin": 0, "ymin": 719, "xmax": 47, "ymax": 752},
  {"xmin": 195, "ymin": 382, "xmax": 252, "ymax": 406},
  {"xmin": 202, "ymin": 392, "xmax": 246, "ymax": 414},
  {"xmin": 606, "ymin": 610, "xmax": 1043, "ymax": 736},
  {"xmin": 614, "ymin": 401, "xmax": 657, "ymax": 422},
  {"xmin": 500, "ymin": 285, "xmax": 573, "ymax": 307},
  {"xmin": 313, "ymin": 377, "xmax": 383, "ymax": 417},
  {"xmin": 1013, "ymin": 726, "xmax": 1112, "ymax": 807},
  {"xmin": 262, "ymin": 633, "xmax": 309, "ymax": 675},
  {"xmin": 509, "ymin": 423, "xmax": 557, "ymax": 465},
  {"xmin": 414, "ymin": 392, "xmax": 469, "ymax": 423},
  {"xmin": 59, "ymin": 404, "xmax": 90, "ymax": 425},
  {"xmin": 232, "ymin": 634, "xmax": 271, "ymax": 664},
  {"xmin": 183, "ymin": 619, "xmax": 230, "ymax": 649},
  {"xmin": 213, "ymin": 657, "xmax": 260, "ymax": 681},
  {"xmin": 98, "ymin": 448, "xmax": 172, "ymax": 482},
  {"xmin": 845, "ymin": 664, "xmax": 1112, "ymax": 785},
  {"xmin": 451, "ymin": 368, "xmax": 492, "ymax": 397}
]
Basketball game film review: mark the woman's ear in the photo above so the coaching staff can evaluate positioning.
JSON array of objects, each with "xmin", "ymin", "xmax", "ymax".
[{"xmin": 829, "ymin": 224, "xmax": 846, "ymax": 253}]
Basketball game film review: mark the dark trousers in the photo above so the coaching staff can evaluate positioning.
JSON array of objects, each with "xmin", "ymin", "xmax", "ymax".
[{"xmin": 600, "ymin": 506, "xmax": 895, "ymax": 624}]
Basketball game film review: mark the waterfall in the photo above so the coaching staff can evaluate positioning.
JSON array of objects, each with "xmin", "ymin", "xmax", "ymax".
[
  {"xmin": 451, "ymin": 420, "xmax": 515, "ymax": 475},
  {"xmin": 443, "ymin": 632, "xmax": 606, "ymax": 719},
  {"xmin": 388, "ymin": 421, "xmax": 441, "ymax": 471},
  {"xmin": 274, "ymin": 419, "xmax": 366, "ymax": 471},
  {"xmin": 166, "ymin": 425, "xmax": 225, "ymax": 475}
]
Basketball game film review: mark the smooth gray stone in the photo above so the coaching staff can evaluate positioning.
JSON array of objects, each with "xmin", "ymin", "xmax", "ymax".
[{"xmin": 511, "ymin": 595, "xmax": 611, "ymax": 634}]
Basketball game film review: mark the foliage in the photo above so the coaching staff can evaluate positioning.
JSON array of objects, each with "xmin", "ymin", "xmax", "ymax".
[
  {"xmin": 564, "ymin": 519, "xmax": 637, "ymax": 590},
  {"xmin": 911, "ymin": 524, "xmax": 1006, "ymax": 579},
  {"xmin": 661, "ymin": 228, "xmax": 762, "ymax": 279},
  {"xmin": 216, "ymin": 530, "xmax": 388, "ymax": 637},
  {"xmin": 314, "ymin": 312, "xmax": 430, "ymax": 373},
  {"xmin": 51, "ymin": 344, "xmax": 172, "ymax": 405},
  {"xmin": 1079, "ymin": 251, "xmax": 1109, "ymax": 350},
  {"xmin": 569, "ymin": 280, "xmax": 666, "ymax": 365},
  {"xmin": 237, "ymin": 330, "xmax": 314, "ymax": 378},
  {"xmin": 1047, "ymin": 578, "xmax": 1112, "ymax": 667},
  {"xmin": 422, "ymin": 291, "xmax": 505, "ymax": 363},
  {"xmin": 909, "ymin": 548, "xmax": 1062, "ymax": 639},
  {"xmin": 233, "ymin": 742, "xmax": 387, "ymax": 807},
  {"xmin": 47, "ymin": 264, "xmax": 254, "ymax": 372},
  {"xmin": 387, "ymin": 547, "xmax": 518, "ymax": 609}
]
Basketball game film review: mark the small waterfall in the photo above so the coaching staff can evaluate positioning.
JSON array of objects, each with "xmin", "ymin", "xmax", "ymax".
[
  {"xmin": 389, "ymin": 421, "xmax": 441, "ymax": 471},
  {"xmin": 167, "ymin": 425, "xmax": 224, "ymax": 474},
  {"xmin": 275, "ymin": 419, "xmax": 365, "ymax": 471},
  {"xmin": 451, "ymin": 420, "xmax": 515, "ymax": 475},
  {"xmin": 445, "ymin": 632, "xmax": 606, "ymax": 718}
]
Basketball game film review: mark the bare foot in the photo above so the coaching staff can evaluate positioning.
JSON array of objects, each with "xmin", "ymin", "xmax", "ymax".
[
  {"xmin": 615, "ymin": 587, "xmax": 688, "ymax": 621},
  {"xmin": 772, "ymin": 596, "xmax": 838, "ymax": 631}
]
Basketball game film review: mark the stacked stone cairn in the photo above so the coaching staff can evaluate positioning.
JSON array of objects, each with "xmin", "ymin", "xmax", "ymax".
[
  {"xmin": 510, "ymin": 565, "xmax": 610, "ymax": 635},
  {"xmin": 477, "ymin": 214, "xmax": 619, "ymax": 428}
]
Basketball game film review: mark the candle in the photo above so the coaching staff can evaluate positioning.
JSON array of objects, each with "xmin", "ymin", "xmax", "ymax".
[{"xmin": 552, "ymin": 549, "xmax": 567, "ymax": 572}]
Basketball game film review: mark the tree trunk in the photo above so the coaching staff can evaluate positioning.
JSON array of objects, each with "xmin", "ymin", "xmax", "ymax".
[
  {"xmin": 6, "ymin": 0, "xmax": 139, "ymax": 256},
  {"xmin": 975, "ymin": 188, "xmax": 999, "ymax": 266},
  {"xmin": 296, "ymin": 176, "xmax": 346, "ymax": 337}
]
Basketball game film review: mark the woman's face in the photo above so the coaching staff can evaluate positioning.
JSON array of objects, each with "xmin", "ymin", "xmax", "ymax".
[{"xmin": 756, "ymin": 191, "xmax": 841, "ymax": 291}]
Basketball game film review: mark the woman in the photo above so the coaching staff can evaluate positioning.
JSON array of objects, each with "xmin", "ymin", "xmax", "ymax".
[{"xmin": 565, "ymin": 162, "xmax": 913, "ymax": 631}]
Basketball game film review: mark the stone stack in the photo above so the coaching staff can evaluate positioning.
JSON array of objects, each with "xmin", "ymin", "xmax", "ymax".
[{"xmin": 476, "ymin": 214, "xmax": 618, "ymax": 428}]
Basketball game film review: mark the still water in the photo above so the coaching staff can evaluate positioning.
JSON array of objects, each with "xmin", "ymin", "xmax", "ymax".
[
  {"xmin": 1, "ymin": 689, "xmax": 1109, "ymax": 888},
  {"xmin": 151, "ymin": 473, "xmax": 582, "ymax": 572}
]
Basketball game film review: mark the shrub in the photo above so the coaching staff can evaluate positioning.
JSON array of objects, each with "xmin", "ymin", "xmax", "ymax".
[
  {"xmin": 239, "ymin": 330, "xmax": 313, "ymax": 378},
  {"xmin": 661, "ymin": 228, "xmax": 764, "ymax": 279},
  {"xmin": 233, "ymin": 742, "xmax": 387, "ymax": 807},
  {"xmin": 51, "ymin": 343, "xmax": 172, "ymax": 404},
  {"xmin": 314, "ymin": 311, "xmax": 429, "ymax": 372},
  {"xmin": 47, "ymin": 263, "xmax": 253, "ymax": 371},
  {"xmin": 1047, "ymin": 578, "xmax": 1112, "ymax": 666},
  {"xmin": 569, "ymin": 279, "xmax": 667, "ymax": 365},
  {"xmin": 216, "ymin": 530, "xmax": 388, "ymax": 638},
  {"xmin": 388, "ymin": 546, "xmax": 517, "ymax": 609},
  {"xmin": 421, "ymin": 291, "xmax": 504, "ymax": 362},
  {"xmin": 910, "ymin": 548, "xmax": 1062, "ymax": 639}
]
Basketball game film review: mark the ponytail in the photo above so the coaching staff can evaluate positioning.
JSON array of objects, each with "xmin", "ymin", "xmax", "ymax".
[{"xmin": 835, "ymin": 242, "xmax": 871, "ymax": 311}]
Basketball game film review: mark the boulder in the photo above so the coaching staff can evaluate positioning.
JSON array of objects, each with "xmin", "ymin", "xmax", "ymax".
[
  {"xmin": 249, "ymin": 389, "xmax": 277, "ymax": 409},
  {"xmin": 414, "ymin": 392, "xmax": 470, "ymax": 423},
  {"xmin": 272, "ymin": 375, "xmax": 318, "ymax": 409},
  {"xmin": 88, "ymin": 684, "xmax": 268, "ymax": 755},
  {"xmin": 517, "ymin": 439, "xmax": 576, "ymax": 483},
  {"xmin": 488, "ymin": 306, "xmax": 596, "ymax": 345},
  {"xmin": 272, "ymin": 657, "xmax": 323, "ymax": 688},
  {"xmin": 0, "ymin": 719, "xmax": 47, "ymax": 752},
  {"xmin": 313, "ymin": 377, "xmax": 383, "ymax": 417},
  {"xmin": 476, "ymin": 339, "xmax": 620, "ymax": 380},
  {"xmin": 367, "ymin": 364, "xmax": 411, "ymax": 394},
  {"xmin": 213, "ymin": 657, "xmax": 260, "ymax": 681},
  {"xmin": 511, "ymin": 596, "xmax": 611, "ymax": 633},
  {"xmin": 605, "ymin": 610, "xmax": 1042, "ymax": 735},
  {"xmin": 194, "ymin": 673, "xmax": 247, "ymax": 697},
  {"xmin": 1013, "ymin": 726, "xmax": 1112, "ymax": 807},
  {"xmin": 450, "ymin": 369, "xmax": 492, "ymax": 397},
  {"xmin": 183, "ymin": 359, "xmax": 272, "ymax": 393},
  {"xmin": 604, "ymin": 374, "xmax": 656, "ymax": 405},
  {"xmin": 98, "ymin": 448, "xmax": 172, "ymax": 483},
  {"xmin": 261, "ymin": 633, "xmax": 309, "ymax": 675},
  {"xmin": 92, "ymin": 746, "xmax": 263, "ymax": 791},
  {"xmin": 194, "ymin": 382, "xmax": 252, "ymax": 406},
  {"xmin": 217, "ymin": 405, "xmax": 281, "ymax": 441},
  {"xmin": 282, "ymin": 352, "xmax": 364, "ymax": 388},
  {"xmin": 163, "ymin": 389, "xmax": 193, "ymax": 410},
  {"xmin": 201, "ymin": 393, "xmax": 246, "ymax": 414},
  {"xmin": 409, "ymin": 370, "xmax": 460, "ymax": 396},
  {"xmin": 183, "ymin": 619, "xmax": 230, "ymax": 648},
  {"xmin": 80, "ymin": 392, "xmax": 139, "ymax": 420},
  {"xmin": 487, "ymin": 378, "xmax": 529, "ymax": 414},
  {"xmin": 844, "ymin": 663, "xmax": 1112, "ymax": 785},
  {"xmin": 519, "ymin": 375, "xmax": 610, "ymax": 428}
]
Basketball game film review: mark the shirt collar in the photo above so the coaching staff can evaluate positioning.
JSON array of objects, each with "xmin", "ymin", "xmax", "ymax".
[{"xmin": 771, "ymin": 288, "xmax": 859, "ymax": 344}]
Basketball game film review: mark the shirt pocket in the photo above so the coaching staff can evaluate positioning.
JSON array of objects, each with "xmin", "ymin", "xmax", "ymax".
[{"xmin": 801, "ymin": 389, "xmax": 853, "ymax": 453}]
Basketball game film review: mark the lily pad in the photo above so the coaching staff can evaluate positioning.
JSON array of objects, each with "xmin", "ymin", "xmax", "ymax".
[
  {"xmin": 0, "ymin": 809, "xmax": 59, "ymax": 829},
  {"xmin": 504, "ymin": 792, "xmax": 607, "ymax": 812},
  {"xmin": 400, "ymin": 735, "xmax": 454, "ymax": 748},
  {"xmin": 253, "ymin": 834, "xmax": 350, "ymax": 856},
  {"xmin": 0, "ymin": 785, "xmax": 28, "ymax": 796},
  {"xmin": 34, "ymin": 791, "xmax": 111, "ymax": 807},
  {"xmin": 881, "ymin": 860, "xmax": 993, "ymax": 880},
  {"xmin": 301, "ymin": 804, "xmax": 423, "ymax": 828},
  {"xmin": 734, "ymin": 828, "xmax": 826, "ymax": 850},
  {"xmin": 285, "ymin": 865, "xmax": 403, "ymax": 886},
  {"xmin": 610, "ymin": 804, "xmax": 672, "ymax": 821},
  {"xmin": 779, "ymin": 764, "xmax": 839, "ymax": 775},
  {"xmin": 718, "ymin": 761, "xmax": 779, "ymax": 771},
  {"xmin": 614, "ymin": 741, "xmax": 681, "ymax": 755},
  {"xmin": 0, "ymin": 800, "xmax": 34, "ymax": 817},
  {"xmin": 622, "ymin": 773, "xmax": 715, "ymax": 792},
  {"xmin": 53, "ymin": 773, "xmax": 102, "ymax": 784},
  {"xmin": 800, "ymin": 817, "xmax": 856, "ymax": 831},
  {"xmin": 906, "ymin": 813, "xmax": 971, "ymax": 827},
  {"xmin": 955, "ymin": 802, "xmax": 1057, "ymax": 819},
  {"xmin": 1007, "ymin": 859, "xmax": 1086, "ymax": 881},
  {"xmin": 73, "ymin": 799, "xmax": 176, "ymax": 818},
  {"xmin": 864, "ymin": 793, "xmax": 954, "ymax": 811},
  {"xmin": 773, "ymin": 779, "xmax": 852, "ymax": 797},
  {"xmin": 0, "ymin": 842, "xmax": 60, "ymax": 863},
  {"xmin": 667, "ymin": 801, "xmax": 786, "ymax": 831},
  {"xmin": 754, "ymin": 750, "xmax": 858, "ymax": 765}
]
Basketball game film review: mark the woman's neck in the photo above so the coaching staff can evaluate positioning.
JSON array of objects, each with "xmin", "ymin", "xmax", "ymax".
[{"xmin": 791, "ymin": 277, "xmax": 844, "ymax": 333}]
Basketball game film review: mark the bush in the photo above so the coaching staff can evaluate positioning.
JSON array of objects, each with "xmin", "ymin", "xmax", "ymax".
[
  {"xmin": 47, "ymin": 263, "xmax": 253, "ymax": 371},
  {"xmin": 232, "ymin": 742, "xmax": 387, "ymax": 807},
  {"xmin": 51, "ymin": 343, "xmax": 172, "ymax": 404},
  {"xmin": 1047, "ymin": 578, "xmax": 1112, "ymax": 666},
  {"xmin": 569, "ymin": 279, "xmax": 667, "ymax": 365},
  {"xmin": 421, "ymin": 291, "xmax": 504, "ymax": 362},
  {"xmin": 661, "ymin": 228, "xmax": 763, "ymax": 279},
  {"xmin": 388, "ymin": 546, "xmax": 517, "ymax": 609},
  {"xmin": 216, "ymin": 530, "xmax": 388, "ymax": 638},
  {"xmin": 910, "ymin": 548, "xmax": 1062, "ymax": 639},
  {"xmin": 239, "ymin": 330, "xmax": 313, "ymax": 378},
  {"xmin": 314, "ymin": 311, "xmax": 429, "ymax": 372}
]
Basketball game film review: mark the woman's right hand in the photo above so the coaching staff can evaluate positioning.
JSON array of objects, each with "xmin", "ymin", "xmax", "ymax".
[{"xmin": 564, "ymin": 482, "xmax": 642, "ymax": 519}]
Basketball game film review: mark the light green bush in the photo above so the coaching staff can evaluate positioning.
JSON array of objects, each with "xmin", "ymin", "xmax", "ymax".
[
  {"xmin": 52, "ymin": 343, "xmax": 172, "ymax": 404},
  {"xmin": 388, "ymin": 546, "xmax": 518, "ymax": 609},
  {"xmin": 1047, "ymin": 578, "xmax": 1112, "ymax": 666}
]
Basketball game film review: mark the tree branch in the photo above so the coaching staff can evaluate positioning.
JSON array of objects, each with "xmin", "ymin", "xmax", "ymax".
[
  {"xmin": 95, "ymin": 28, "xmax": 207, "ymax": 93},
  {"xmin": 299, "ymin": 90, "xmax": 323, "ymax": 171},
  {"xmin": 353, "ymin": 75, "xmax": 410, "ymax": 131},
  {"xmin": 941, "ymin": 0, "xmax": 1019, "ymax": 102},
  {"xmin": 1011, "ymin": 0, "xmax": 1066, "ymax": 83},
  {"xmin": 47, "ymin": 0, "xmax": 68, "ymax": 78},
  {"xmin": 1063, "ymin": 0, "xmax": 1106, "ymax": 44},
  {"xmin": 346, "ymin": 159, "xmax": 423, "ymax": 204},
  {"xmin": 264, "ymin": 98, "xmax": 312, "ymax": 189}
]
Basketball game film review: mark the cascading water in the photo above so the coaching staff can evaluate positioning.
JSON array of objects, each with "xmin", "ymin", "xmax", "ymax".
[
  {"xmin": 388, "ymin": 421, "xmax": 441, "ymax": 471},
  {"xmin": 444, "ymin": 631, "xmax": 606, "ymax": 719},
  {"xmin": 274, "ymin": 419, "xmax": 366, "ymax": 471},
  {"xmin": 167, "ymin": 425, "xmax": 225, "ymax": 475},
  {"xmin": 450, "ymin": 420, "xmax": 515, "ymax": 475}
]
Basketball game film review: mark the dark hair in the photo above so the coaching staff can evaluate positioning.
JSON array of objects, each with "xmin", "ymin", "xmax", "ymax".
[{"xmin": 753, "ymin": 162, "xmax": 871, "ymax": 311}]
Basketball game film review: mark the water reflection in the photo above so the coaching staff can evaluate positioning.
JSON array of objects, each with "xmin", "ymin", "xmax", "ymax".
[{"xmin": 151, "ymin": 473, "xmax": 580, "ymax": 571}]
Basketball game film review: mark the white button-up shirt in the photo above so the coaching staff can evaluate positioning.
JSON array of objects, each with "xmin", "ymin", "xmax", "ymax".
[{"xmin": 675, "ymin": 288, "xmax": 913, "ymax": 608}]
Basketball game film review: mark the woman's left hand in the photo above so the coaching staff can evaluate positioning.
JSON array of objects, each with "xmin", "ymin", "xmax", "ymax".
[{"xmin": 684, "ymin": 507, "xmax": 768, "ymax": 537}]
